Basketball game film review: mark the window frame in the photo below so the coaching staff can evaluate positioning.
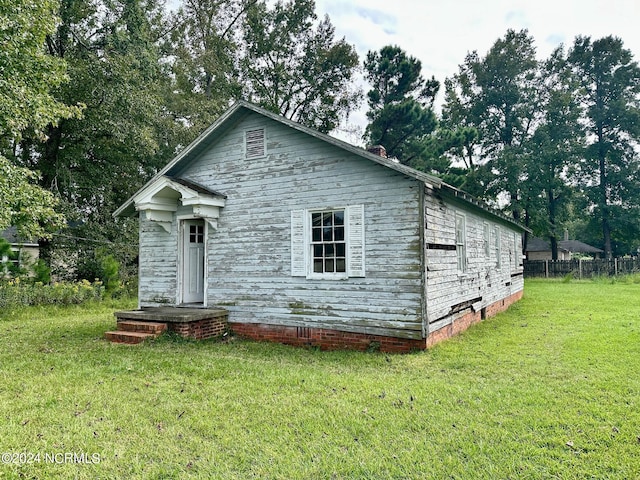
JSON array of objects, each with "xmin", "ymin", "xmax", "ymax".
[
  {"xmin": 290, "ymin": 205, "xmax": 365, "ymax": 280},
  {"xmin": 483, "ymin": 222, "xmax": 491, "ymax": 258},
  {"xmin": 455, "ymin": 212, "xmax": 467, "ymax": 273},
  {"xmin": 514, "ymin": 232, "xmax": 521, "ymax": 269},
  {"xmin": 308, "ymin": 208, "xmax": 348, "ymax": 280},
  {"xmin": 494, "ymin": 225, "xmax": 501, "ymax": 268}
]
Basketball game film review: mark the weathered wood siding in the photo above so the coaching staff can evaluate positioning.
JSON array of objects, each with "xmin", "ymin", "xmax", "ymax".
[
  {"xmin": 138, "ymin": 212, "xmax": 178, "ymax": 306},
  {"xmin": 424, "ymin": 189, "xmax": 524, "ymax": 332},
  {"xmin": 165, "ymin": 112, "xmax": 424, "ymax": 339}
]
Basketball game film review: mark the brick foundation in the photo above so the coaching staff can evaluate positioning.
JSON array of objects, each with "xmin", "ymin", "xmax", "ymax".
[
  {"xmin": 168, "ymin": 315, "xmax": 228, "ymax": 340},
  {"xmin": 230, "ymin": 290, "xmax": 524, "ymax": 353},
  {"xmin": 229, "ymin": 322, "xmax": 426, "ymax": 353}
]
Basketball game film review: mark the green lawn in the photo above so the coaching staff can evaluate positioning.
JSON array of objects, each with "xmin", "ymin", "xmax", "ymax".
[{"xmin": 0, "ymin": 280, "xmax": 639, "ymax": 479}]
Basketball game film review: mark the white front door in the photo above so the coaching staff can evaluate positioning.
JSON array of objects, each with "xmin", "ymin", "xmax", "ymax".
[{"xmin": 182, "ymin": 220, "xmax": 205, "ymax": 304}]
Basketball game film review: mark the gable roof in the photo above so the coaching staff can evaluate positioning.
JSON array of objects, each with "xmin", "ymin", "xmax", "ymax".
[
  {"xmin": 559, "ymin": 240, "xmax": 603, "ymax": 254},
  {"xmin": 114, "ymin": 100, "xmax": 528, "ymax": 232},
  {"xmin": 0, "ymin": 227, "xmax": 38, "ymax": 246},
  {"xmin": 525, "ymin": 237, "xmax": 569, "ymax": 253}
]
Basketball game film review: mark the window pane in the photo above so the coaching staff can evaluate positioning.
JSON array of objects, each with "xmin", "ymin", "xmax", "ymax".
[
  {"xmin": 334, "ymin": 211, "xmax": 344, "ymax": 226},
  {"xmin": 323, "ymin": 212, "xmax": 333, "ymax": 226},
  {"xmin": 336, "ymin": 259, "xmax": 346, "ymax": 272},
  {"xmin": 314, "ymin": 260, "xmax": 323, "ymax": 273},
  {"xmin": 190, "ymin": 234, "xmax": 196, "ymax": 243},
  {"xmin": 190, "ymin": 225, "xmax": 196, "ymax": 234},
  {"xmin": 323, "ymin": 227, "xmax": 333, "ymax": 242},
  {"xmin": 336, "ymin": 243, "xmax": 346, "ymax": 257},
  {"xmin": 325, "ymin": 259, "xmax": 335, "ymax": 272},
  {"xmin": 312, "ymin": 227, "xmax": 322, "ymax": 242},
  {"xmin": 312, "ymin": 213, "xmax": 322, "ymax": 227},
  {"xmin": 313, "ymin": 244, "xmax": 323, "ymax": 258},
  {"xmin": 325, "ymin": 244, "xmax": 334, "ymax": 257},
  {"xmin": 334, "ymin": 226, "xmax": 344, "ymax": 241}
]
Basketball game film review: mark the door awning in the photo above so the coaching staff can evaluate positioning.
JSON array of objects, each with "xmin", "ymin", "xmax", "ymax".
[{"xmin": 131, "ymin": 176, "xmax": 226, "ymax": 232}]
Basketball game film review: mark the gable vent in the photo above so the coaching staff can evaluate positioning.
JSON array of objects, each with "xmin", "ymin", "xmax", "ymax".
[{"xmin": 245, "ymin": 128, "xmax": 265, "ymax": 159}]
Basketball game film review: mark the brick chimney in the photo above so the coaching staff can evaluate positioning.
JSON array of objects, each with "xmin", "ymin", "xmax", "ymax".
[{"xmin": 367, "ymin": 145, "xmax": 387, "ymax": 158}]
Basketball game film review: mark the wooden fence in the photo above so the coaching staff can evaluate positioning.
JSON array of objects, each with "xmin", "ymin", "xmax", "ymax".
[{"xmin": 523, "ymin": 257, "xmax": 640, "ymax": 278}]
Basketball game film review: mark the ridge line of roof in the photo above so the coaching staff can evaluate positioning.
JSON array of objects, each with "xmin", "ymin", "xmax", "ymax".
[{"xmin": 114, "ymin": 100, "xmax": 529, "ymax": 232}]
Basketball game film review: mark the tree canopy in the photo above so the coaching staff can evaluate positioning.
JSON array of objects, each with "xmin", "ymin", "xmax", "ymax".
[
  {"xmin": 441, "ymin": 30, "xmax": 640, "ymax": 257},
  {"xmin": 363, "ymin": 45, "xmax": 439, "ymax": 165},
  {"xmin": 5, "ymin": 0, "xmax": 640, "ymax": 268},
  {"xmin": 241, "ymin": 0, "xmax": 360, "ymax": 133},
  {"xmin": 0, "ymin": 0, "xmax": 77, "ymax": 238}
]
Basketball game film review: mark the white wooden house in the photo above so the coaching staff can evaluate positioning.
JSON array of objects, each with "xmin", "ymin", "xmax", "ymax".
[
  {"xmin": 114, "ymin": 101, "xmax": 528, "ymax": 352},
  {"xmin": 0, "ymin": 227, "xmax": 39, "ymax": 273}
]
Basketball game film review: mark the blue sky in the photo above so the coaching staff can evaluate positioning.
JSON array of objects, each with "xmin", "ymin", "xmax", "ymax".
[{"xmin": 313, "ymin": 0, "xmax": 640, "ymax": 141}]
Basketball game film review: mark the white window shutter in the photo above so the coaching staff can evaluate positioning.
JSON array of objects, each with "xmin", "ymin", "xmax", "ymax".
[
  {"xmin": 347, "ymin": 204, "xmax": 365, "ymax": 277},
  {"xmin": 291, "ymin": 209, "xmax": 306, "ymax": 276}
]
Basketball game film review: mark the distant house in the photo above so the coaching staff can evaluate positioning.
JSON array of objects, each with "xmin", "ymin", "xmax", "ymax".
[
  {"xmin": 115, "ymin": 101, "xmax": 529, "ymax": 352},
  {"xmin": 0, "ymin": 227, "xmax": 39, "ymax": 271},
  {"xmin": 525, "ymin": 236, "xmax": 603, "ymax": 260}
]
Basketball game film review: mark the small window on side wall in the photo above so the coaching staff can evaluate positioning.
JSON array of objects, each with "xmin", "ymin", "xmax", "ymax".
[
  {"xmin": 514, "ymin": 232, "xmax": 521, "ymax": 268},
  {"xmin": 483, "ymin": 222, "xmax": 490, "ymax": 257},
  {"xmin": 245, "ymin": 128, "xmax": 265, "ymax": 159},
  {"xmin": 494, "ymin": 226, "xmax": 501, "ymax": 268},
  {"xmin": 455, "ymin": 213, "xmax": 467, "ymax": 272}
]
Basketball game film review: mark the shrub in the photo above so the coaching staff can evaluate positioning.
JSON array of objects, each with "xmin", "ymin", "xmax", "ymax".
[
  {"xmin": 100, "ymin": 254, "xmax": 120, "ymax": 293},
  {"xmin": 0, "ymin": 279, "xmax": 105, "ymax": 309},
  {"xmin": 33, "ymin": 259, "xmax": 51, "ymax": 284}
]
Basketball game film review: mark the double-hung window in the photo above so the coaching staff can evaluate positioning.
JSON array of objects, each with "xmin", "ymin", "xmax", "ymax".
[
  {"xmin": 483, "ymin": 222, "xmax": 491, "ymax": 258},
  {"xmin": 311, "ymin": 210, "xmax": 346, "ymax": 275},
  {"xmin": 291, "ymin": 205, "xmax": 365, "ymax": 279},
  {"xmin": 494, "ymin": 226, "xmax": 501, "ymax": 268},
  {"xmin": 455, "ymin": 213, "xmax": 467, "ymax": 272},
  {"xmin": 514, "ymin": 232, "xmax": 521, "ymax": 268}
]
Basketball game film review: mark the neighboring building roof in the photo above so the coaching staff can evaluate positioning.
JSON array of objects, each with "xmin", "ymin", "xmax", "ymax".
[
  {"xmin": 559, "ymin": 240, "xmax": 604, "ymax": 254},
  {"xmin": 0, "ymin": 227, "xmax": 38, "ymax": 246},
  {"xmin": 525, "ymin": 237, "xmax": 603, "ymax": 254},
  {"xmin": 115, "ymin": 100, "xmax": 529, "ymax": 232},
  {"xmin": 525, "ymin": 237, "xmax": 569, "ymax": 253}
]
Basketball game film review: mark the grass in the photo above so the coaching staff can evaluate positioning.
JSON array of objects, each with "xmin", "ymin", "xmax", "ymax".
[{"xmin": 0, "ymin": 280, "xmax": 639, "ymax": 479}]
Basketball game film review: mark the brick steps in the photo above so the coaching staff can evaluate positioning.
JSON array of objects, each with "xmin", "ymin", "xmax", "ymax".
[{"xmin": 105, "ymin": 320, "xmax": 168, "ymax": 344}]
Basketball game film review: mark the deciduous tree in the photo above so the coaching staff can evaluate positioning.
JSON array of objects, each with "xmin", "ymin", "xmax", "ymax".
[
  {"xmin": 0, "ymin": 0, "xmax": 76, "ymax": 238},
  {"xmin": 241, "ymin": 0, "xmax": 360, "ymax": 133},
  {"xmin": 443, "ymin": 30, "xmax": 541, "ymax": 219}
]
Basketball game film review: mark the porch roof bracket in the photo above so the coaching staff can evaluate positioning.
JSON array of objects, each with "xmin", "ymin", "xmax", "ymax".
[
  {"xmin": 181, "ymin": 196, "xmax": 225, "ymax": 230},
  {"xmin": 132, "ymin": 177, "xmax": 226, "ymax": 233},
  {"xmin": 141, "ymin": 208, "xmax": 174, "ymax": 233}
]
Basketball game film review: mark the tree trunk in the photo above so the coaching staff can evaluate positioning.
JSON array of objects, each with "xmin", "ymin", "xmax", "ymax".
[
  {"xmin": 41, "ymin": 123, "xmax": 63, "ymax": 192},
  {"xmin": 550, "ymin": 235, "xmax": 558, "ymax": 261},
  {"xmin": 597, "ymin": 124, "xmax": 613, "ymax": 259},
  {"xmin": 548, "ymin": 188, "xmax": 558, "ymax": 260}
]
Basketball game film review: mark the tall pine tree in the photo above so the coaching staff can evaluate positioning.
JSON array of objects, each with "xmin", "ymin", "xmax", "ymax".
[
  {"xmin": 566, "ymin": 36, "xmax": 640, "ymax": 258},
  {"xmin": 363, "ymin": 45, "xmax": 439, "ymax": 165}
]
